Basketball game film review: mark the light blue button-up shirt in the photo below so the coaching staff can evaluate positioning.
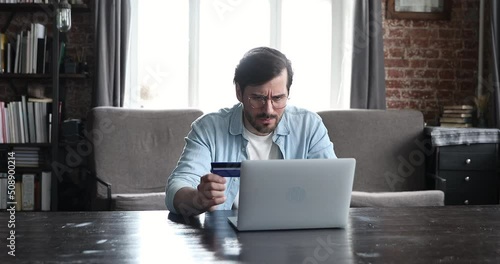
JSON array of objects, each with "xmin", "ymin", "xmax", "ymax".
[{"xmin": 165, "ymin": 103, "xmax": 336, "ymax": 213}]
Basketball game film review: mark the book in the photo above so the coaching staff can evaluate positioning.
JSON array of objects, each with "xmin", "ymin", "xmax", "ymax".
[
  {"xmin": 9, "ymin": 102, "xmax": 19, "ymax": 143},
  {"xmin": 14, "ymin": 33, "xmax": 20, "ymax": 74},
  {"xmin": 27, "ymin": 102, "xmax": 36, "ymax": 143},
  {"xmin": 0, "ymin": 33, "xmax": 5, "ymax": 73},
  {"xmin": 26, "ymin": 30, "xmax": 30, "ymax": 73},
  {"xmin": 22, "ymin": 174, "xmax": 35, "ymax": 211},
  {"xmin": 442, "ymin": 113, "xmax": 473, "ymax": 118},
  {"xmin": 35, "ymin": 23, "xmax": 46, "ymax": 74},
  {"xmin": 41, "ymin": 171, "xmax": 51, "ymax": 211},
  {"xmin": 440, "ymin": 122, "xmax": 473, "ymax": 128},
  {"xmin": 3, "ymin": 103, "xmax": 8, "ymax": 143},
  {"xmin": 34, "ymin": 102, "xmax": 49, "ymax": 143},
  {"xmin": 19, "ymin": 31, "xmax": 25, "ymax": 73},
  {"xmin": 7, "ymin": 42, "xmax": 12, "ymax": 73},
  {"xmin": 442, "ymin": 109, "xmax": 474, "ymax": 114},
  {"xmin": 15, "ymin": 181, "xmax": 22, "ymax": 211},
  {"xmin": 13, "ymin": 147, "xmax": 41, "ymax": 167},
  {"xmin": 8, "ymin": 103, "xmax": 16, "ymax": 142},
  {"xmin": 29, "ymin": 97, "xmax": 53, "ymax": 103},
  {"xmin": 443, "ymin": 105, "xmax": 474, "ymax": 110},
  {"xmin": 439, "ymin": 117, "xmax": 473, "ymax": 124},
  {"xmin": 21, "ymin": 96, "xmax": 29, "ymax": 143}
]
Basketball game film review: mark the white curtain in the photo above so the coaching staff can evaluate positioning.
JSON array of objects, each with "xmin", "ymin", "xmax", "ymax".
[{"xmin": 331, "ymin": 0, "xmax": 356, "ymax": 110}]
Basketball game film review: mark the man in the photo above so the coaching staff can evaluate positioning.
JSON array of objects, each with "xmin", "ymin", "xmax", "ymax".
[{"xmin": 166, "ymin": 47, "xmax": 336, "ymax": 216}]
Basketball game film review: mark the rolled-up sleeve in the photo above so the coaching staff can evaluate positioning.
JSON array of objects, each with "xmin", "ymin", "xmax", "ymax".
[{"xmin": 165, "ymin": 120, "xmax": 212, "ymax": 213}]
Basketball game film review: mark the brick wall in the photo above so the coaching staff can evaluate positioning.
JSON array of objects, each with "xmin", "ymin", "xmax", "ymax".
[{"xmin": 383, "ymin": 0, "xmax": 480, "ymax": 124}]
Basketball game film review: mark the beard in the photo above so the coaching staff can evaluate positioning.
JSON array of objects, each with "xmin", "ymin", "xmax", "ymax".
[{"xmin": 244, "ymin": 110, "xmax": 281, "ymax": 134}]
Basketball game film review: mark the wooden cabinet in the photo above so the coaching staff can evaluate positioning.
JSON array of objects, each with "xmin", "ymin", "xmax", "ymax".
[
  {"xmin": 431, "ymin": 143, "xmax": 499, "ymax": 205},
  {"xmin": 427, "ymin": 129, "xmax": 500, "ymax": 205}
]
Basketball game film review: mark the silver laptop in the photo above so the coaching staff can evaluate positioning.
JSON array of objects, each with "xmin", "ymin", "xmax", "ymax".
[{"xmin": 228, "ymin": 158, "xmax": 356, "ymax": 231}]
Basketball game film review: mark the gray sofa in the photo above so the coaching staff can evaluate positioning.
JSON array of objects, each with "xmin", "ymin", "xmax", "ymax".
[
  {"xmin": 87, "ymin": 107, "xmax": 203, "ymax": 210},
  {"xmin": 318, "ymin": 109, "xmax": 443, "ymax": 207},
  {"xmin": 88, "ymin": 107, "xmax": 443, "ymax": 210}
]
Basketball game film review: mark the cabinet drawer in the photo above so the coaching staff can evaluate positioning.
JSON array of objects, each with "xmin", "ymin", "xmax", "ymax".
[
  {"xmin": 439, "ymin": 152, "xmax": 496, "ymax": 171},
  {"xmin": 439, "ymin": 171, "xmax": 499, "ymax": 205},
  {"xmin": 444, "ymin": 191, "xmax": 499, "ymax": 205},
  {"xmin": 440, "ymin": 171, "xmax": 497, "ymax": 191},
  {"xmin": 439, "ymin": 143, "xmax": 496, "ymax": 153}
]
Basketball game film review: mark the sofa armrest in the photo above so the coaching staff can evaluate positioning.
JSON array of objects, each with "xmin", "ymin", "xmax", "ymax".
[
  {"xmin": 96, "ymin": 176, "xmax": 112, "ymax": 210},
  {"xmin": 88, "ymin": 170, "xmax": 112, "ymax": 210},
  {"xmin": 351, "ymin": 190, "xmax": 445, "ymax": 207}
]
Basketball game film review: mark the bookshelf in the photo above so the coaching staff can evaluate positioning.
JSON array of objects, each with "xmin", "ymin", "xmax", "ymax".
[{"xmin": 0, "ymin": 1, "xmax": 90, "ymax": 211}]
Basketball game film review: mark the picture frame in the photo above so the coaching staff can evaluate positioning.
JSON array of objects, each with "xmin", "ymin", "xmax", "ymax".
[{"xmin": 386, "ymin": 0, "xmax": 452, "ymax": 20}]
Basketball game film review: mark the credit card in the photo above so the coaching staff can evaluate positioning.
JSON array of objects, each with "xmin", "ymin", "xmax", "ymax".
[{"xmin": 211, "ymin": 162, "xmax": 241, "ymax": 177}]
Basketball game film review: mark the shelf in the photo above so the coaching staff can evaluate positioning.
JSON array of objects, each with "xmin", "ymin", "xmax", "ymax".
[
  {"xmin": 0, "ymin": 167, "xmax": 52, "ymax": 173},
  {"xmin": 0, "ymin": 73, "xmax": 89, "ymax": 80},
  {"xmin": 0, "ymin": 143, "xmax": 52, "ymax": 147},
  {"xmin": 0, "ymin": 3, "xmax": 89, "ymax": 12},
  {"xmin": 60, "ymin": 73, "xmax": 90, "ymax": 78},
  {"xmin": 0, "ymin": 1, "xmax": 90, "ymax": 212},
  {"xmin": 0, "ymin": 3, "xmax": 55, "ymax": 12}
]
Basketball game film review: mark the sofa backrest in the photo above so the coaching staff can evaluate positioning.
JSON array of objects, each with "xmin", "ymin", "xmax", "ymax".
[
  {"xmin": 87, "ymin": 107, "xmax": 203, "ymax": 197},
  {"xmin": 317, "ymin": 109, "xmax": 426, "ymax": 192}
]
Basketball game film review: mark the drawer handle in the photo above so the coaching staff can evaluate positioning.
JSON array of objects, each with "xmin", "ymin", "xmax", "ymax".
[
  {"xmin": 464, "ymin": 200, "xmax": 469, "ymax": 205},
  {"xmin": 465, "ymin": 158, "xmax": 471, "ymax": 164},
  {"xmin": 465, "ymin": 176, "xmax": 470, "ymax": 182}
]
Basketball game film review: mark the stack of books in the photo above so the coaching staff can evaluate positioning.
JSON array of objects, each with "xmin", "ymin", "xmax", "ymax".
[
  {"xmin": 0, "ymin": 23, "xmax": 50, "ymax": 75},
  {"xmin": 0, "ymin": 171, "xmax": 51, "ymax": 211},
  {"xmin": 12, "ymin": 147, "xmax": 42, "ymax": 168},
  {"xmin": 0, "ymin": 96, "xmax": 53, "ymax": 144},
  {"xmin": 439, "ymin": 105, "xmax": 474, "ymax": 128}
]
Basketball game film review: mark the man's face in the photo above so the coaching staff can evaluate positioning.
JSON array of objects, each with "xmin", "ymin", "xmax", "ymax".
[{"xmin": 236, "ymin": 70, "xmax": 288, "ymax": 136}]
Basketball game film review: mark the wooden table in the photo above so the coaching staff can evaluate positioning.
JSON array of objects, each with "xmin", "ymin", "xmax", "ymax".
[{"xmin": 1, "ymin": 206, "xmax": 500, "ymax": 263}]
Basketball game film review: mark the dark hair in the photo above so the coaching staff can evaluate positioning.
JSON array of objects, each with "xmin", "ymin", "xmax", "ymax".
[{"xmin": 233, "ymin": 47, "xmax": 293, "ymax": 94}]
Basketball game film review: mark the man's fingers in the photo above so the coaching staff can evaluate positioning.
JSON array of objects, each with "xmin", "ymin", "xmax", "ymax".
[
  {"xmin": 199, "ymin": 175, "xmax": 227, "ymax": 193},
  {"xmin": 205, "ymin": 197, "xmax": 227, "ymax": 212},
  {"xmin": 195, "ymin": 173, "xmax": 227, "ymax": 211},
  {"xmin": 197, "ymin": 183, "xmax": 225, "ymax": 199},
  {"xmin": 194, "ymin": 193, "xmax": 226, "ymax": 211},
  {"xmin": 201, "ymin": 173, "xmax": 227, "ymax": 184}
]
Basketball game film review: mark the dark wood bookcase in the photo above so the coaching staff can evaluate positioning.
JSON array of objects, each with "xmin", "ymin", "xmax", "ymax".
[{"xmin": 0, "ymin": 2, "xmax": 90, "ymax": 211}]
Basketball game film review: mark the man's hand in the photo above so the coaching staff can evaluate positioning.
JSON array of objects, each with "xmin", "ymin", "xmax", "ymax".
[
  {"xmin": 174, "ymin": 174, "xmax": 227, "ymax": 216},
  {"xmin": 196, "ymin": 174, "xmax": 227, "ymax": 212}
]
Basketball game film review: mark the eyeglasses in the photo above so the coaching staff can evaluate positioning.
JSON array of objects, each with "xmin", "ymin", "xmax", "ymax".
[{"xmin": 248, "ymin": 95, "xmax": 288, "ymax": 109}]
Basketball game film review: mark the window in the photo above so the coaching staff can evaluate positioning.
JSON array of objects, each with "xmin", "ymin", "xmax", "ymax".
[{"xmin": 126, "ymin": 0, "xmax": 354, "ymax": 112}]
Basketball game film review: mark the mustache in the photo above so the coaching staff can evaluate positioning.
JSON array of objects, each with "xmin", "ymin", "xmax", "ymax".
[{"xmin": 256, "ymin": 113, "xmax": 277, "ymax": 119}]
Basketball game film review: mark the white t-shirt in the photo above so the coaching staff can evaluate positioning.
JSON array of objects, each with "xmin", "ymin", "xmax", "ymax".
[{"xmin": 233, "ymin": 127, "xmax": 282, "ymax": 208}]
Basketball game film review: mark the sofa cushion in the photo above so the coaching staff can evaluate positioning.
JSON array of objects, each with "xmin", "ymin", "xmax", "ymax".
[
  {"xmin": 351, "ymin": 190, "xmax": 444, "ymax": 207},
  {"xmin": 317, "ymin": 110, "xmax": 426, "ymax": 192}
]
